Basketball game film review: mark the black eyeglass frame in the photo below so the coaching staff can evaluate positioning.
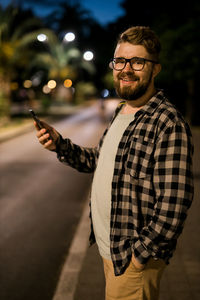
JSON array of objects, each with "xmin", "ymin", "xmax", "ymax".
[{"xmin": 109, "ymin": 56, "xmax": 159, "ymax": 71}]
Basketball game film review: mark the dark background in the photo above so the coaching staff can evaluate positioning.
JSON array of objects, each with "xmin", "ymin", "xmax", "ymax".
[{"xmin": 0, "ymin": 0, "xmax": 200, "ymax": 124}]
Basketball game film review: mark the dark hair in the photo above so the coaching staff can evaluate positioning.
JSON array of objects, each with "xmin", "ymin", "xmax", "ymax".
[{"xmin": 117, "ymin": 26, "xmax": 161, "ymax": 61}]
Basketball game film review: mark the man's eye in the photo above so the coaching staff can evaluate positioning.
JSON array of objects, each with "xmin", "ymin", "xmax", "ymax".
[
  {"xmin": 133, "ymin": 59, "xmax": 143, "ymax": 65},
  {"xmin": 114, "ymin": 58, "xmax": 125, "ymax": 64}
]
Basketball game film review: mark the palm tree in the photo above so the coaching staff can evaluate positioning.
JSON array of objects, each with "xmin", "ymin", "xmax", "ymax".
[
  {"xmin": 29, "ymin": 33, "xmax": 96, "ymax": 103},
  {"xmin": 0, "ymin": 4, "xmax": 55, "ymax": 120},
  {"xmin": 32, "ymin": 41, "xmax": 95, "ymax": 78}
]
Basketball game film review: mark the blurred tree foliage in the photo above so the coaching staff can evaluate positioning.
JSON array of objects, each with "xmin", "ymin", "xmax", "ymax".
[
  {"xmin": 30, "ymin": 32, "xmax": 96, "ymax": 103},
  {"xmin": 0, "ymin": 4, "xmax": 53, "ymax": 120},
  {"xmin": 45, "ymin": 0, "xmax": 112, "ymax": 93}
]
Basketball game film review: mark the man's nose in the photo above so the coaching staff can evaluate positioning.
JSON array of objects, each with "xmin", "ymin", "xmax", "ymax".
[{"xmin": 123, "ymin": 61, "xmax": 134, "ymax": 72}]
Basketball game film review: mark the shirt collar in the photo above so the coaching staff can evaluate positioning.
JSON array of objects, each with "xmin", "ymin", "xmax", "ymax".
[
  {"xmin": 134, "ymin": 89, "xmax": 165, "ymax": 118},
  {"xmin": 116, "ymin": 90, "xmax": 165, "ymax": 119}
]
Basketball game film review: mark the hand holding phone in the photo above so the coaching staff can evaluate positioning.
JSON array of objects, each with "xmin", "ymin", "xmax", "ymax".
[
  {"xmin": 30, "ymin": 109, "xmax": 60, "ymax": 151},
  {"xmin": 29, "ymin": 108, "xmax": 52, "ymax": 145}
]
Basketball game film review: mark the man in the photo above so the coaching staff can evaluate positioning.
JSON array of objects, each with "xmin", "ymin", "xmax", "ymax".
[{"xmin": 35, "ymin": 26, "xmax": 194, "ymax": 300}]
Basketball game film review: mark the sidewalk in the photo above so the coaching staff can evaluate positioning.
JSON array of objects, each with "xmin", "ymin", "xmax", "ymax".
[{"xmin": 73, "ymin": 127, "xmax": 200, "ymax": 300}]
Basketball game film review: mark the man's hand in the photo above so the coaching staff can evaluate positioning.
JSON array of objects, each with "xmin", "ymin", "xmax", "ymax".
[
  {"xmin": 34, "ymin": 121, "xmax": 60, "ymax": 151},
  {"xmin": 131, "ymin": 254, "xmax": 145, "ymax": 270}
]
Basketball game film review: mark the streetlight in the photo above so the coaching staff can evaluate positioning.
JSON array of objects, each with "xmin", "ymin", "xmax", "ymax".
[
  {"xmin": 83, "ymin": 51, "xmax": 94, "ymax": 61},
  {"xmin": 37, "ymin": 33, "xmax": 48, "ymax": 42},
  {"xmin": 63, "ymin": 32, "xmax": 76, "ymax": 42}
]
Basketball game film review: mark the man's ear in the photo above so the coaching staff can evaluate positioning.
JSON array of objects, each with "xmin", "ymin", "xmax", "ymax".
[{"xmin": 153, "ymin": 63, "xmax": 161, "ymax": 78}]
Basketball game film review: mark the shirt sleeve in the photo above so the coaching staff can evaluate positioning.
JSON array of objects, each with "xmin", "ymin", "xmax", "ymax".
[
  {"xmin": 133, "ymin": 121, "xmax": 194, "ymax": 264},
  {"xmin": 55, "ymin": 135, "xmax": 99, "ymax": 173},
  {"xmin": 54, "ymin": 102, "xmax": 122, "ymax": 173}
]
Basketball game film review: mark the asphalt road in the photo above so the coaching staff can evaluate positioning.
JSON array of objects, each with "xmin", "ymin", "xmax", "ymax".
[{"xmin": 0, "ymin": 102, "xmax": 116, "ymax": 300}]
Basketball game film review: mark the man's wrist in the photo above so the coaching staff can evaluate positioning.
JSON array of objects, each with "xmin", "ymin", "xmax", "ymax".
[{"xmin": 50, "ymin": 134, "xmax": 61, "ymax": 152}]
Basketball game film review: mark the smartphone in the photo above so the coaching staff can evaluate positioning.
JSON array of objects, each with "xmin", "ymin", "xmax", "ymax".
[
  {"xmin": 29, "ymin": 109, "xmax": 51, "ymax": 142},
  {"xmin": 29, "ymin": 109, "xmax": 43, "ymax": 129}
]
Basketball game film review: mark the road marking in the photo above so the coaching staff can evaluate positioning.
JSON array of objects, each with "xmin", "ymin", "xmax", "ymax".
[{"xmin": 52, "ymin": 195, "xmax": 90, "ymax": 300}]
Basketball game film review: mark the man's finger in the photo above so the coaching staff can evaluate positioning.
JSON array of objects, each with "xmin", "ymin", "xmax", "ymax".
[
  {"xmin": 43, "ymin": 139, "xmax": 53, "ymax": 148},
  {"xmin": 36, "ymin": 128, "xmax": 46, "ymax": 138},
  {"xmin": 34, "ymin": 121, "xmax": 41, "ymax": 131},
  {"xmin": 38, "ymin": 133, "xmax": 49, "ymax": 143}
]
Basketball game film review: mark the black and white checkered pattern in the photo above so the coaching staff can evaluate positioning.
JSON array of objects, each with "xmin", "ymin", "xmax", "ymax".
[{"xmin": 56, "ymin": 90, "xmax": 194, "ymax": 276}]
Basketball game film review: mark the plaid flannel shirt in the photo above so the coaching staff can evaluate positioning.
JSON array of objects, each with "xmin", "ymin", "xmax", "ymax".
[{"xmin": 56, "ymin": 90, "xmax": 194, "ymax": 276}]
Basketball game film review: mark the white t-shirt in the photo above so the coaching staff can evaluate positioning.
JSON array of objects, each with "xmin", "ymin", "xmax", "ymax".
[{"xmin": 91, "ymin": 112, "xmax": 135, "ymax": 259}]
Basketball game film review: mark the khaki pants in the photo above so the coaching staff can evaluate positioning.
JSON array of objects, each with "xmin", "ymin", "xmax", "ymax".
[{"xmin": 103, "ymin": 257, "xmax": 166, "ymax": 300}]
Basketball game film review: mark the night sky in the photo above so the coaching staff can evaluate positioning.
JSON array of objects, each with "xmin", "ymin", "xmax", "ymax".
[{"xmin": 0, "ymin": 0, "xmax": 124, "ymax": 25}]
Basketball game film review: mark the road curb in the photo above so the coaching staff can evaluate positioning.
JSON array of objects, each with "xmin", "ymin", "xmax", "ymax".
[
  {"xmin": 52, "ymin": 195, "xmax": 90, "ymax": 300},
  {"xmin": 0, "ymin": 122, "xmax": 35, "ymax": 143}
]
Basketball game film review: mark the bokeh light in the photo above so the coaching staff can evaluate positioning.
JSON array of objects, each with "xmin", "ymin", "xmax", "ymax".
[
  {"xmin": 47, "ymin": 80, "xmax": 57, "ymax": 89},
  {"xmin": 43, "ymin": 85, "xmax": 51, "ymax": 94},
  {"xmin": 83, "ymin": 51, "xmax": 94, "ymax": 61},
  {"xmin": 101, "ymin": 89, "xmax": 109, "ymax": 98},
  {"xmin": 64, "ymin": 32, "xmax": 75, "ymax": 42},
  {"xmin": 64, "ymin": 79, "xmax": 73, "ymax": 88},
  {"xmin": 23, "ymin": 80, "xmax": 32, "ymax": 88},
  {"xmin": 37, "ymin": 33, "xmax": 48, "ymax": 42}
]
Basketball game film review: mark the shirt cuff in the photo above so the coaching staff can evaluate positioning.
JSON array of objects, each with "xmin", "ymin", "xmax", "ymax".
[{"xmin": 132, "ymin": 239, "xmax": 152, "ymax": 264}]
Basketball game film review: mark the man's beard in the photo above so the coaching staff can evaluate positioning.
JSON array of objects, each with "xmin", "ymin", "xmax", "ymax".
[{"xmin": 114, "ymin": 70, "xmax": 153, "ymax": 101}]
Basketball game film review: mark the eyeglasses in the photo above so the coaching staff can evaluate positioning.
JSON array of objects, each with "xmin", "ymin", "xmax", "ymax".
[{"xmin": 109, "ymin": 57, "xmax": 158, "ymax": 71}]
